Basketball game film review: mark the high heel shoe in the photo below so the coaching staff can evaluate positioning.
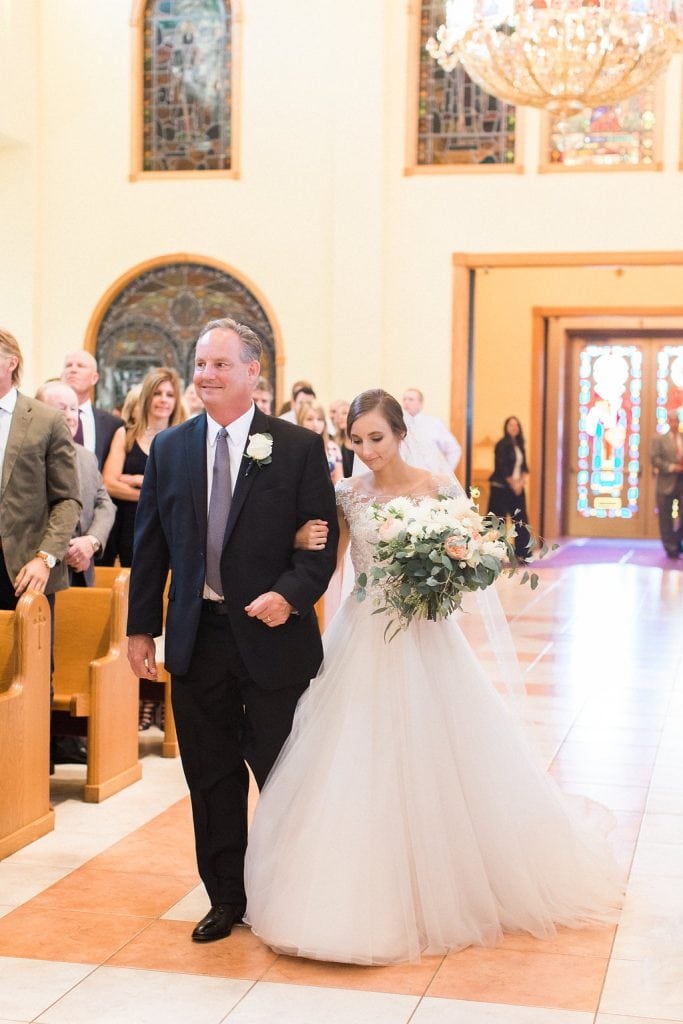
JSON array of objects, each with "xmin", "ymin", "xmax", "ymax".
[{"xmin": 138, "ymin": 700, "xmax": 155, "ymax": 731}]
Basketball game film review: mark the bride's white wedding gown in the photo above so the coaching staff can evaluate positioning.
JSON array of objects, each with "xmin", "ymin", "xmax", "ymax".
[{"xmin": 244, "ymin": 477, "xmax": 622, "ymax": 965}]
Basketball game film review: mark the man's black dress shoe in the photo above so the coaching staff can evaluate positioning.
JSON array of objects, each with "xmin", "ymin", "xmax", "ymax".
[
  {"xmin": 50, "ymin": 738, "xmax": 88, "ymax": 765},
  {"xmin": 191, "ymin": 904, "xmax": 245, "ymax": 943}
]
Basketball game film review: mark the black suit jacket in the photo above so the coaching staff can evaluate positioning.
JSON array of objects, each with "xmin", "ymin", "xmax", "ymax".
[
  {"xmin": 94, "ymin": 408, "xmax": 124, "ymax": 470},
  {"xmin": 127, "ymin": 407, "xmax": 338, "ymax": 687}
]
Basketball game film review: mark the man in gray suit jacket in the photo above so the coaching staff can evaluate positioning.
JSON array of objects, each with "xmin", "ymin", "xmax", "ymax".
[
  {"xmin": 649, "ymin": 407, "xmax": 683, "ymax": 559},
  {"xmin": 36, "ymin": 382, "xmax": 115, "ymax": 585},
  {"xmin": 0, "ymin": 329, "xmax": 81, "ymax": 611}
]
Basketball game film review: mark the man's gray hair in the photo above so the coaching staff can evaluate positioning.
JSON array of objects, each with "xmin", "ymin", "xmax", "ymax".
[{"xmin": 197, "ymin": 318, "xmax": 263, "ymax": 364}]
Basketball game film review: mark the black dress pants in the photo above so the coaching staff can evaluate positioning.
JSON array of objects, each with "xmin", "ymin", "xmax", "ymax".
[{"xmin": 171, "ymin": 602, "xmax": 309, "ymax": 908}]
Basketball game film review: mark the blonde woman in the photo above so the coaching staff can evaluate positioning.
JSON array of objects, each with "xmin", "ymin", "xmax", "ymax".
[
  {"xmin": 296, "ymin": 400, "xmax": 343, "ymax": 485},
  {"xmin": 103, "ymin": 368, "xmax": 185, "ymax": 567}
]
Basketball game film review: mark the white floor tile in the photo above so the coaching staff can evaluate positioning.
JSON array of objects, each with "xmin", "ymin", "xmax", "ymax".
[
  {"xmin": 412, "ymin": 999, "xmax": 593, "ymax": 1023},
  {"xmin": 599, "ymin": 957, "xmax": 683, "ymax": 1019},
  {"xmin": 0, "ymin": 957, "xmax": 93, "ymax": 1021},
  {"xmin": 221, "ymin": 981, "xmax": 419, "ymax": 1024},
  {"xmin": 644, "ymin": 788, "xmax": 683, "ymax": 814},
  {"xmin": 0, "ymin": 862, "xmax": 76, "ymax": 907},
  {"xmin": 596, "ymin": 1016, "xmax": 683, "ymax": 1023},
  {"xmin": 629, "ymin": 841, "xmax": 683, "ymax": 879},
  {"xmin": 162, "ymin": 883, "xmax": 209, "ymax": 921},
  {"xmin": 638, "ymin": 813, "xmax": 683, "ymax": 845},
  {"xmin": 36, "ymin": 966, "xmax": 251, "ymax": 1024}
]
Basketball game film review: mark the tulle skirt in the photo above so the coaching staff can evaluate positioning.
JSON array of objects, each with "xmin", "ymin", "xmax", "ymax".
[{"xmin": 244, "ymin": 597, "xmax": 623, "ymax": 965}]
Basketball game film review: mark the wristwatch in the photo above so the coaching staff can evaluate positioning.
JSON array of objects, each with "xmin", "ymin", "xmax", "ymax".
[{"xmin": 36, "ymin": 550, "xmax": 57, "ymax": 569}]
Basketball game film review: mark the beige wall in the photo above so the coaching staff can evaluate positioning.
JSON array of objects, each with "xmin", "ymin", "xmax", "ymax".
[
  {"xmin": 2, "ymin": 1, "xmax": 683, "ymax": 430},
  {"xmin": 0, "ymin": 0, "xmax": 39, "ymax": 380}
]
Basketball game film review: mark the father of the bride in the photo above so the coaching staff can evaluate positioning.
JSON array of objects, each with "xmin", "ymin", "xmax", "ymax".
[{"xmin": 127, "ymin": 318, "xmax": 338, "ymax": 942}]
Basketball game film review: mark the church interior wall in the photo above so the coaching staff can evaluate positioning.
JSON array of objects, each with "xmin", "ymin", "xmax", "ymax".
[{"xmin": 1, "ymin": 1, "xmax": 683, "ymax": 432}]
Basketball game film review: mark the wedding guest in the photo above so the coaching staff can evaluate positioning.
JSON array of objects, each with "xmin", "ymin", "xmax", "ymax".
[
  {"xmin": 487, "ymin": 415, "xmax": 530, "ymax": 560},
  {"xmin": 103, "ymin": 368, "xmax": 185, "ymax": 568},
  {"xmin": 35, "ymin": 382, "xmax": 115, "ymax": 586},
  {"xmin": 297, "ymin": 400, "xmax": 343, "ymax": 485},
  {"xmin": 329, "ymin": 398, "xmax": 353, "ymax": 477},
  {"xmin": 61, "ymin": 350, "xmax": 123, "ymax": 469},
  {"xmin": 105, "ymin": 368, "xmax": 185, "ymax": 731},
  {"xmin": 277, "ymin": 378, "xmax": 314, "ymax": 419},
  {"xmin": 0, "ymin": 329, "xmax": 80, "ymax": 612},
  {"xmin": 280, "ymin": 384, "xmax": 316, "ymax": 424},
  {"xmin": 649, "ymin": 407, "xmax": 683, "ymax": 559},
  {"xmin": 183, "ymin": 381, "xmax": 204, "ymax": 418},
  {"xmin": 402, "ymin": 387, "xmax": 462, "ymax": 472},
  {"xmin": 253, "ymin": 376, "xmax": 274, "ymax": 415}
]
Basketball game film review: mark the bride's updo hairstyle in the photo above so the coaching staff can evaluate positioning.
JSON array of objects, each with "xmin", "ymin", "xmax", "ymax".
[{"xmin": 347, "ymin": 389, "xmax": 407, "ymax": 441}]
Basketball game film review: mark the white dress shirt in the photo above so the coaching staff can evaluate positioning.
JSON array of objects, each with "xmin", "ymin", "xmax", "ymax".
[
  {"xmin": 78, "ymin": 399, "xmax": 96, "ymax": 452},
  {"xmin": 203, "ymin": 404, "xmax": 255, "ymax": 599},
  {"xmin": 0, "ymin": 386, "xmax": 18, "ymax": 487}
]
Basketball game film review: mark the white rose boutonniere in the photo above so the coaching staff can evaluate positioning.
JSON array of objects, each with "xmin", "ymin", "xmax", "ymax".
[{"xmin": 244, "ymin": 432, "xmax": 273, "ymax": 474}]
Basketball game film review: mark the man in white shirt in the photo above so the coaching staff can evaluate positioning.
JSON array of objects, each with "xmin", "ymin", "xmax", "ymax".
[
  {"xmin": 61, "ymin": 350, "xmax": 123, "ymax": 469},
  {"xmin": 402, "ymin": 388, "xmax": 462, "ymax": 472}
]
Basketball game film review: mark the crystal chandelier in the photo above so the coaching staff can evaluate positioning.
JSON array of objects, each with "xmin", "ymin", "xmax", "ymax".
[{"xmin": 427, "ymin": 1, "xmax": 683, "ymax": 118}]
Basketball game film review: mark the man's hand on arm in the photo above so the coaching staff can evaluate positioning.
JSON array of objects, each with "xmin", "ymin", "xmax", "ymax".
[
  {"xmin": 66, "ymin": 536, "xmax": 98, "ymax": 572},
  {"xmin": 244, "ymin": 591, "xmax": 294, "ymax": 627},
  {"xmin": 128, "ymin": 634, "xmax": 158, "ymax": 679}
]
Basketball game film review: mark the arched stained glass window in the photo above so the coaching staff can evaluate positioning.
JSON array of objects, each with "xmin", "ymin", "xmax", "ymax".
[
  {"xmin": 142, "ymin": 0, "xmax": 232, "ymax": 173},
  {"xmin": 93, "ymin": 261, "xmax": 277, "ymax": 410},
  {"xmin": 546, "ymin": 84, "xmax": 660, "ymax": 169},
  {"xmin": 415, "ymin": 0, "xmax": 517, "ymax": 168}
]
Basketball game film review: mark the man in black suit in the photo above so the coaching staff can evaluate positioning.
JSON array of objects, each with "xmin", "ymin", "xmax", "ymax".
[
  {"xmin": 127, "ymin": 318, "xmax": 338, "ymax": 943},
  {"xmin": 61, "ymin": 350, "xmax": 123, "ymax": 469}
]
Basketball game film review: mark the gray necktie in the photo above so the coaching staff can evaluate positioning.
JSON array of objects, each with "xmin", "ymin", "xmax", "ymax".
[{"xmin": 206, "ymin": 428, "xmax": 232, "ymax": 596}]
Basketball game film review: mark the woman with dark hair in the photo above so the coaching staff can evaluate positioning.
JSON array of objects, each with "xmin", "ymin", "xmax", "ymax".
[
  {"xmin": 487, "ymin": 415, "xmax": 530, "ymax": 560},
  {"xmin": 245, "ymin": 389, "xmax": 621, "ymax": 966}
]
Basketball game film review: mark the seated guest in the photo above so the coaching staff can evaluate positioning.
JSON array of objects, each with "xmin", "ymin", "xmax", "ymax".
[{"xmin": 36, "ymin": 382, "xmax": 116, "ymax": 586}]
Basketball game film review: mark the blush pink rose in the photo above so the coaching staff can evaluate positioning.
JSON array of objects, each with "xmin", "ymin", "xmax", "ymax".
[{"xmin": 444, "ymin": 535, "xmax": 468, "ymax": 559}]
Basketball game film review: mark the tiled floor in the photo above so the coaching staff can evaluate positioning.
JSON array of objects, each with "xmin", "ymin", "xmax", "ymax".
[{"xmin": 0, "ymin": 552, "xmax": 681, "ymax": 1023}]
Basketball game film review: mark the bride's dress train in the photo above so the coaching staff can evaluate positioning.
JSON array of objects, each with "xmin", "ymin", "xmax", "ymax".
[{"xmin": 244, "ymin": 478, "xmax": 622, "ymax": 965}]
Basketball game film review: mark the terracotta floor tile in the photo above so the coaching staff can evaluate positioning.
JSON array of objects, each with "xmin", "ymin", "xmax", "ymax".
[
  {"xmin": 0, "ymin": 905, "xmax": 153, "ymax": 963},
  {"xmin": 499, "ymin": 924, "xmax": 616, "ymax": 958},
  {"xmin": 262, "ymin": 951, "xmax": 445, "ymax": 995},
  {"xmin": 427, "ymin": 947, "xmax": 609, "ymax": 1011},
  {"xmin": 87, "ymin": 829, "xmax": 198, "ymax": 881},
  {"xmin": 30, "ymin": 865, "xmax": 195, "ymax": 918},
  {"xmin": 108, "ymin": 919, "xmax": 277, "ymax": 979}
]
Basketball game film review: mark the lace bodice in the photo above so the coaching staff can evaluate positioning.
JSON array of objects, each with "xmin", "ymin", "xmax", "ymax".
[{"xmin": 335, "ymin": 474, "xmax": 459, "ymax": 586}]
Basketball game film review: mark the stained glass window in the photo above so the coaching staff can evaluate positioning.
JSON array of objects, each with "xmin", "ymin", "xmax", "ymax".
[
  {"xmin": 576, "ymin": 344, "xmax": 642, "ymax": 521},
  {"xmin": 655, "ymin": 345, "xmax": 683, "ymax": 433},
  {"xmin": 548, "ymin": 85, "xmax": 657, "ymax": 168},
  {"xmin": 94, "ymin": 262, "xmax": 276, "ymax": 410},
  {"xmin": 417, "ymin": 1, "xmax": 516, "ymax": 166},
  {"xmin": 143, "ymin": 0, "xmax": 231, "ymax": 172}
]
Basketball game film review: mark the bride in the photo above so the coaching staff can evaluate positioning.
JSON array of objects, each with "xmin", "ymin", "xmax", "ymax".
[{"xmin": 244, "ymin": 388, "xmax": 622, "ymax": 965}]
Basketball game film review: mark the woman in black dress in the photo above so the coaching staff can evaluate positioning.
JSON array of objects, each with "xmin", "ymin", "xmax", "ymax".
[
  {"xmin": 487, "ymin": 416, "xmax": 530, "ymax": 560},
  {"xmin": 103, "ymin": 367, "xmax": 186, "ymax": 729}
]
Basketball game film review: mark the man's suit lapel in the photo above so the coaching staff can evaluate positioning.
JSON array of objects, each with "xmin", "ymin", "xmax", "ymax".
[
  {"xmin": 1, "ymin": 394, "xmax": 30, "ymax": 494},
  {"xmin": 222, "ymin": 407, "xmax": 271, "ymax": 548},
  {"xmin": 185, "ymin": 413, "xmax": 209, "ymax": 538}
]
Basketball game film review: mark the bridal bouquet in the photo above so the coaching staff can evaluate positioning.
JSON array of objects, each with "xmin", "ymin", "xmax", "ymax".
[{"xmin": 357, "ymin": 492, "xmax": 547, "ymax": 639}]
